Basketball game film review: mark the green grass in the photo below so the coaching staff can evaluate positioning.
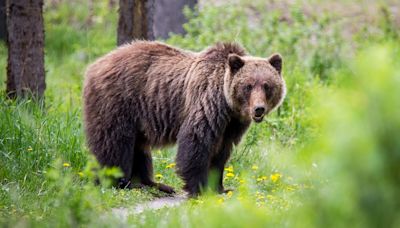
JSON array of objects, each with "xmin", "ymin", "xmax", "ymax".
[{"xmin": 1, "ymin": 0, "xmax": 400, "ymax": 227}]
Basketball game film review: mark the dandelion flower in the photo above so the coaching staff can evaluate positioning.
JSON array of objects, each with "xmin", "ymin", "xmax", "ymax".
[
  {"xmin": 155, "ymin": 174, "xmax": 163, "ymax": 179},
  {"xmin": 63, "ymin": 162, "xmax": 71, "ymax": 167},
  {"xmin": 226, "ymin": 172, "xmax": 235, "ymax": 178},
  {"xmin": 251, "ymin": 165, "xmax": 258, "ymax": 171},
  {"xmin": 224, "ymin": 166, "xmax": 234, "ymax": 173},
  {"xmin": 256, "ymin": 176, "xmax": 268, "ymax": 182},
  {"xmin": 270, "ymin": 173, "xmax": 281, "ymax": 182},
  {"xmin": 165, "ymin": 163, "xmax": 176, "ymax": 169},
  {"xmin": 226, "ymin": 191, "xmax": 233, "ymax": 198}
]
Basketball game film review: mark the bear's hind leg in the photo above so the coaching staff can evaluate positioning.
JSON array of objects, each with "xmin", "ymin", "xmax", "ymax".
[
  {"xmin": 132, "ymin": 144, "xmax": 175, "ymax": 194},
  {"xmin": 115, "ymin": 139, "xmax": 135, "ymax": 189},
  {"xmin": 90, "ymin": 130, "xmax": 136, "ymax": 189},
  {"xmin": 111, "ymin": 134, "xmax": 136, "ymax": 189},
  {"xmin": 86, "ymin": 113, "xmax": 137, "ymax": 189}
]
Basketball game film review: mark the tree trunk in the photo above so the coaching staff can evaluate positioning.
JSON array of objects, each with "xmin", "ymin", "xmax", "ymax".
[
  {"xmin": 0, "ymin": 0, "xmax": 6, "ymax": 41},
  {"xmin": 117, "ymin": 0, "xmax": 198, "ymax": 44},
  {"xmin": 117, "ymin": 0, "xmax": 155, "ymax": 45},
  {"xmin": 153, "ymin": 0, "xmax": 197, "ymax": 39},
  {"xmin": 6, "ymin": 0, "xmax": 46, "ymax": 98}
]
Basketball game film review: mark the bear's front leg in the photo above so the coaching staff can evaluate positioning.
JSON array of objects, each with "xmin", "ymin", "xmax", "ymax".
[
  {"xmin": 210, "ymin": 140, "xmax": 233, "ymax": 194},
  {"xmin": 176, "ymin": 115, "xmax": 227, "ymax": 197},
  {"xmin": 176, "ymin": 131, "xmax": 212, "ymax": 197}
]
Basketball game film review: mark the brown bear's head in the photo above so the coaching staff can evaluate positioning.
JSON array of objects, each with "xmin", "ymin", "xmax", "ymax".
[{"xmin": 224, "ymin": 53, "xmax": 286, "ymax": 123}]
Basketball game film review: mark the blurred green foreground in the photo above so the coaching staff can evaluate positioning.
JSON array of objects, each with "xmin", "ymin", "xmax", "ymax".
[{"xmin": 0, "ymin": 0, "xmax": 399, "ymax": 227}]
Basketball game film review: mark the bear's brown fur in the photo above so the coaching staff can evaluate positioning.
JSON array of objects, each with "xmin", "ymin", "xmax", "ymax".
[{"xmin": 83, "ymin": 41, "xmax": 286, "ymax": 196}]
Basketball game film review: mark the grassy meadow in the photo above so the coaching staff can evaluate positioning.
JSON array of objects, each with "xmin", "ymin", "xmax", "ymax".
[{"xmin": 1, "ymin": 0, "xmax": 400, "ymax": 227}]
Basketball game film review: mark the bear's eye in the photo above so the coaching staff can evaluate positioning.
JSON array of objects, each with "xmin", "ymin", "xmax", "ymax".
[
  {"xmin": 264, "ymin": 83, "xmax": 273, "ymax": 97},
  {"xmin": 263, "ymin": 83, "xmax": 270, "ymax": 92},
  {"xmin": 245, "ymin": 84, "xmax": 253, "ymax": 92}
]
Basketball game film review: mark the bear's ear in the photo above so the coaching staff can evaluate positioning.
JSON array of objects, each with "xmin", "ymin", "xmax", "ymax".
[
  {"xmin": 228, "ymin": 54, "xmax": 245, "ymax": 74},
  {"xmin": 268, "ymin": 53, "xmax": 282, "ymax": 74}
]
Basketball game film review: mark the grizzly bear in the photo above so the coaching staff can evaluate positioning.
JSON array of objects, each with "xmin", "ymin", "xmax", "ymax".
[{"xmin": 83, "ymin": 41, "xmax": 286, "ymax": 196}]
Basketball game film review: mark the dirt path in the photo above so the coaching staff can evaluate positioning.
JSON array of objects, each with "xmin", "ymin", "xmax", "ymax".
[{"xmin": 111, "ymin": 194, "xmax": 187, "ymax": 220}]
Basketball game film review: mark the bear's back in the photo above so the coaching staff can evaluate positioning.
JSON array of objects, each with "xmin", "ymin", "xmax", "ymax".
[{"xmin": 84, "ymin": 41, "xmax": 198, "ymax": 147}]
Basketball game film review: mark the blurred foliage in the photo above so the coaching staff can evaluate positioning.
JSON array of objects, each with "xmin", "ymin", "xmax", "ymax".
[
  {"xmin": 168, "ymin": 2, "xmax": 345, "ymax": 81},
  {"xmin": 0, "ymin": 0, "xmax": 400, "ymax": 227},
  {"xmin": 298, "ymin": 45, "xmax": 400, "ymax": 227}
]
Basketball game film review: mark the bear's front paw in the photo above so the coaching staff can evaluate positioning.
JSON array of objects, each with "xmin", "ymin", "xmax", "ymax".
[
  {"xmin": 183, "ymin": 185, "xmax": 201, "ymax": 198},
  {"xmin": 156, "ymin": 183, "xmax": 176, "ymax": 194}
]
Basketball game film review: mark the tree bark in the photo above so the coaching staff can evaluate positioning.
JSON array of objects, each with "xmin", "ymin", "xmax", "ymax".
[
  {"xmin": 117, "ymin": 0, "xmax": 155, "ymax": 45},
  {"xmin": 6, "ymin": 0, "xmax": 46, "ymax": 98},
  {"xmin": 117, "ymin": 0, "xmax": 198, "ymax": 44},
  {"xmin": 153, "ymin": 0, "xmax": 197, "ymax": 39},
  {"xmin": 0, "ymin": 0, "xmax": 6, "ymax": 41}
]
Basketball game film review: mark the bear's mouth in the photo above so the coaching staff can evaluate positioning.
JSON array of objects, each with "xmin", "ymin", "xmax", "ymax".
[{"xmin": 252, "ymin": 115, "xmax": 264, "ymax": 123}]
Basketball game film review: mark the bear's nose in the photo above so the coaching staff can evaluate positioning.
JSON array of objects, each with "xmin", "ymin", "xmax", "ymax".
[{"xmin": 254, "ymin": 106, "xmax": 265, "ymax": 117}]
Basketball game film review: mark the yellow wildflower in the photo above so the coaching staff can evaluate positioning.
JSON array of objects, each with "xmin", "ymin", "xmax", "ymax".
[
  {"xmin": 27, "ymin": 146, "xmax": 33, "ymax": 152},
  {"xmin": 251, "ymin": 165, "xmax": 259, "ymax": 171},
  {"xmin": 165, "ymin": 163, "xmax": 176, "ymax": 169},
  {"xmin": 270, "ymin": 173, "xmax": 281, "ymax": 182},
  {"xmin": 256, "ymin": 176, "xmax": 268, "ymax": 182},
  {"xmin": 63, "ymin": 162, "xmax": 70, "ymax": 167},
  {"xmin": 226, "ymin": 172, "xmax": 235, "ymax": 178},
  {"xmin": 155, "ymin": 174, "xmax": 163, "ymax": 179},
  {"xmin": 226, "ymin": 191, "xmax": 233, "ymax": 198},
  {"xmin": 224, "ymin": 166, "xmax": 234, "ymax": 173}
]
